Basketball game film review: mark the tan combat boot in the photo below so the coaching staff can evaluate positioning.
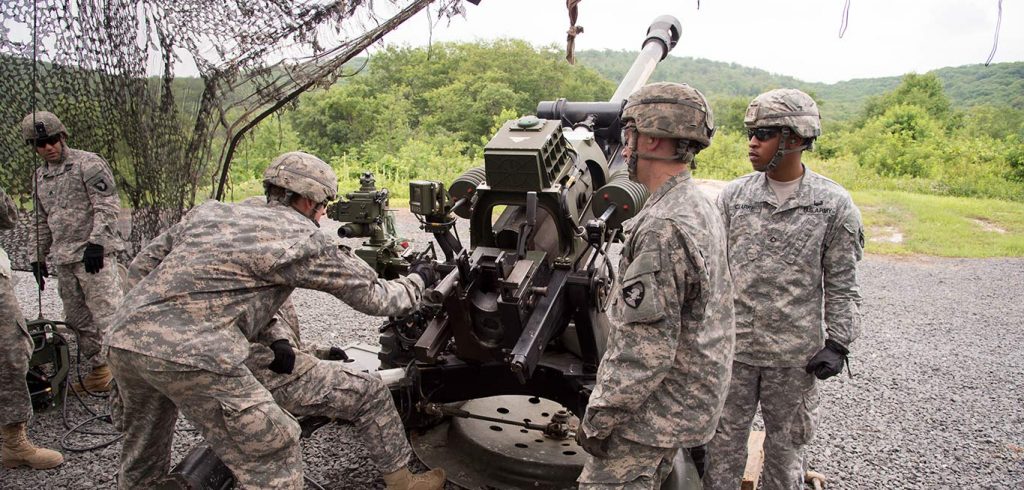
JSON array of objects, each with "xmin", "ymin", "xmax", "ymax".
[
  {"xmin": 1, "ymin": 422, "xmax": 64, "ymax": 469},
  {"xmin": 72, "ymin": 364, "xmax": 113, "ymax": 394},
  {"xmin": 382, "ymin": 467, "xmax": 446, "ymax": 490}
]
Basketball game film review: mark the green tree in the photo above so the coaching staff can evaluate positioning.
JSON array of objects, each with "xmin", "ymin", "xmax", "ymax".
[
  {"xmin": 710, "ymin": 96, "xmax": 750, "ymax": 135},
  {"xmin": 290, "ymin": 40, "xmax": 615, "ymax": 162},
  {"xmin": 851, "ymin": 104, "xmax": 945, "ymax": 178},
  {"xmin": 861, "ymin": 73, "xmax": 954, "ymax": 126}
]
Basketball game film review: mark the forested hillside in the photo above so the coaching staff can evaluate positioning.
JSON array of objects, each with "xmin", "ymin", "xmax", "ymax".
[
  {"xmin": 217, "ymin": 41, "xmax": 1024, "ymax": 210},
  {"xmin": 575, "ymin": 50, "xmax": 1024, "ymax": 122}
]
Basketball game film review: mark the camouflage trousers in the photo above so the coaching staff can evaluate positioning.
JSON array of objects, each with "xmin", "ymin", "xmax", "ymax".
[
  {"xmin": 0, "ymin": 275, "xmax": 33, "ymax": 427},
  {"xmin": 578, "ymin": 433, "xmax": 678, "ymax": 489},
  {"xmin": 54, "ymin": 259, "xmax": 122, "ymax": 368},
  {"xmin": 107, "ymin": 348, "xmax": 303, "ymax": 490},
  {"xmin": 703, "ymin": 361, "xmax": 819, "ymax": 490},
  {"xmin": 268, "ymin": 358, "xmax": 412, "ymax": 474}
]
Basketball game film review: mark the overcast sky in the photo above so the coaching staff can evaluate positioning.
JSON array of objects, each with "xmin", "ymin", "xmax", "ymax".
[{"xmin": 379, "ymin": 0, "xmax": 1021, "ymax": 84}]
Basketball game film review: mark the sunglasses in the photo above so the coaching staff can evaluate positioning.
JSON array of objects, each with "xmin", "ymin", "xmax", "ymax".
[
  {"xmin": 31, "ymin": 134, "xmax": 62, "ymax": 148},
  {"xmin": 746, "ymin": 128, "xmax": 781, "ymax": 141}
]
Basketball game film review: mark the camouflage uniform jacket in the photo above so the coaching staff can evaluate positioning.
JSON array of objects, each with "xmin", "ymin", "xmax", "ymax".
[
  {"xmin": 718, "ymin": 167, "xmax": 863, "ymax": 368},
  {"xmin": 0, "ymin": 187, "xmax": 18, "ymax": 276},
  {"xmin": 585, "ymin": 171, "xmax": 736, "ymax": 448},
  {"xmin": 105, "ymin": 199, "xmax": 424, "ymax": 375},
  {"xmin": 31, "ymin": 147, "xmax": 124, "ymax": 265}
]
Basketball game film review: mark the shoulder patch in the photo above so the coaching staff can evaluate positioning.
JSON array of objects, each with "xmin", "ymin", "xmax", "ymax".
[
  {"xmin": 85, "ymin": 171, "xmax": 116, "ymax": 197},
  {"xmin": 622, "ymin": 282, "xmax": 645, "ymax": 308}
]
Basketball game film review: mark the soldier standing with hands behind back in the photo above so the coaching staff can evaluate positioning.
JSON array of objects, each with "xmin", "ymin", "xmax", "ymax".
[
  {"xmin": 704, "ymin": 89, "xmax": 864, "ymax": 490},
  {"xmin": 22, "ymin": 111, "xmax": 124, "ymax": 394},
  {"xmin": 576, "ymin": 82, "xmax": 735, "ymax": 489}
]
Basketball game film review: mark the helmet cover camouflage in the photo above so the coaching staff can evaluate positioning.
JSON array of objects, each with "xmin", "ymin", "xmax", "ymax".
[
  {"xmin": 744, "ymin": 89, "xmax": 821, "ymax": 139},
  {"xmin": 263, "ymin": 151, "xmax": 338, "ymax": 203},
  {"xmin": 622, "ymin": 82, "xmax": 715, "ymax": 150},
  {"xmin": 21, "ymin": 111, "xmax": 67, "ymax": 142}
]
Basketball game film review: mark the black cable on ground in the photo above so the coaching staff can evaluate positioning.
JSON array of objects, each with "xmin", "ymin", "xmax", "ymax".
[{"xmin": 55, "ymin": 328, "xmax": 122, "ymax": 452}]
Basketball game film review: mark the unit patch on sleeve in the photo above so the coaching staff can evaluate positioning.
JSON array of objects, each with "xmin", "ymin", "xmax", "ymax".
[{"xmin": 622, "ymin": 282, "xmax": 645, "ymax": 309}]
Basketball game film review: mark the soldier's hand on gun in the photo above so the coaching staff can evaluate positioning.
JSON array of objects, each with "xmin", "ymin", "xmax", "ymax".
[
  {"xmin": 83, "ymin": 242, "xmax": 105, "ymax": 274},
  {"xmin": 805, "ymin": 339, "xmax": 849, "ymax": 380},
  {"xmin": 409, "ymin": 258, "xmax": 438, "ymax": 287},
  {"xmin": 30, "ymin": 261, "xmax": 48, "ymax": 290},
  {"xmin": 268, "ymin": 340, "xmax": 296, "ymax": 374},
  {"xmin": 326, "ymin": 346, "xmax": 349, "ymax": 362}
]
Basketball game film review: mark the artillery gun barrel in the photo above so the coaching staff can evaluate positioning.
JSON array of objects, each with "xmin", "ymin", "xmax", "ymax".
[{"xmin": 610, "ymin": 15, "xmax": 682, "ymax": 103}]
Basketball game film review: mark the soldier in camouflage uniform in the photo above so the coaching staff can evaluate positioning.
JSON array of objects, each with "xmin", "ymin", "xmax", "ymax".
[
  {"xmin": 21, "ymin": 111, "xmax": 124, "ymax": 393},
  {"xmin": 103, "ymin": 151, "xmax": 441, "ymax": 489},
  {"xmin": 245, "ymin": 298, "xmax": 444, "ymax": 489},
  {"xmin": 703, "ymin": 89, "xmax": 864, "ymax": 490},
  {"xmin": 576, "ymin": 82, "xmax": 736, "ymax": 489},
  {"xmin": 0, "ymin": 185, "xmax": 64, "ymax": 470}
]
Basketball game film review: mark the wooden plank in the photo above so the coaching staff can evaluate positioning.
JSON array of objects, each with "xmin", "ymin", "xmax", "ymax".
[{"xmin": 741, "ymin": 430, "xmax": 766, "ymax": 490}]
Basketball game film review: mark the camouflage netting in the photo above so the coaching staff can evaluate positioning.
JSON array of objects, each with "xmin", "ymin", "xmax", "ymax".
[{"xmin": 0, "ymin": 0, "xmax": 466, "ymax": 269}]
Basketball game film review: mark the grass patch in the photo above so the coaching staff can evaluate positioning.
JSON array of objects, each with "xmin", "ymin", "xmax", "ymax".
[{"xmin": 853, "ymin": 190, "xmax": 1024, "ymax": 257}]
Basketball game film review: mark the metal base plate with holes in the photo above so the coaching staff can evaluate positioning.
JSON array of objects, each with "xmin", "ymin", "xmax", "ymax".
[
  {"xmin": 411, "ymin": 395, "xmax": 585, "ymax": 489},
  {"xmin": 340, "ymin": 342, "xmax": 384, "ymax": 372}
]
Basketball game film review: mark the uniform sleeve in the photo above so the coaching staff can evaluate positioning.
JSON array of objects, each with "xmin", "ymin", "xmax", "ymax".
[
  {"xmin": 276, "ymin": 240, "xmax": 424, "ymax": 318},
  {"xmin": 256, "ymin": 298, "xmax": 302, "ymax": 347},
  {"xmin": 126, "ymin": 221, "xmax": 183, "ymax": 289},
  {"xmin": 822, "ymin": 199, "xmax": 864, "ymax": 348},
  {"xmin": 584, "ymin": 227, "xmax": 686, "ymax": 437},
  {"xmin": 0, "ymin": 186, "xmax": 19, "ymax": 230},
  {"xmin": 80, "ymin": 156, "xmax": 122, "ymax": 249},
  {"xmin": 29, "ymin": 171, "xmax": 52, "ymax": 258}
]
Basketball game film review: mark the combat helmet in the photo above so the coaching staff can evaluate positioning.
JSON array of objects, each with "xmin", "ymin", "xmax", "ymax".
[
  {"xmin": 21, "ymin": 111, "xmax": 67, "ymax": 143},
  {"xmin": 744, "ymin": 88, "xmax": 821, "ymax": 138},
  {"xmin": 622, "ymin": 82, "xmax": 716, "ymax": 150},
  {"xmin": 263, "ymin": 151, "xmax": 338, "ymax": 204},
  {"xmin": 744, "ymin": 89, "xmax": 820, "ymax": 172}
]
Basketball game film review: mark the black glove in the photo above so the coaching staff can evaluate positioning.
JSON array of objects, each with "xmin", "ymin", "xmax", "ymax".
[
  {"xmin": 575, "ymin": 428, "xmax": 610, "ymax": 458},
  {"xmin": 409, "ymin": 259, "xmax": 437, "ymax": 287},
  {"xmin": 30, "ymin": 261, "xmax": 48, "ymax": 290},
  {"xmin": 268, "ymin": 340, "xmax": 296, "ymax": 374},
  {"xmin": 83, "ymin": 243, "xmax": 105, "ymax": 274},
  {"xmin": 805, "ymin": 339, "xmax": 849, "ymax": 380},
  {"xmin": 326, "ymin": 346, "xmax": 350, "ymax": 362}
]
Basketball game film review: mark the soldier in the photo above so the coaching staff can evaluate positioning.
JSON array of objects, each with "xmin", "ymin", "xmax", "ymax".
[
  {"xmin": 576, "ymin": 82, "xmax": 736, "ymax": 488},
  {"xmin": 22, "ymin": 111, "xmax": 124, "ymax": 393},
  {"xmin": 703, "ymin": 89, "xmax": 863, "ymax": 490},
  {"xmin": 246, "ymin": 299, "xmax": 444, "ymax": 489},
  {"xmin": 103, "ymin": 151, "xmax": 442, "ymax": 489},
  {"xmin": 0, "ymin": 185, "xmax": 64, "ymax": 470}
]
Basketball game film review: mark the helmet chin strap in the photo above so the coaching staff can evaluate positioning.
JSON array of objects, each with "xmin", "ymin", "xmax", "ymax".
[
  {"xmin": 627, "ymin": 138, "xmax": 692, "ymax": 182},
  {"xmin": 760, "ymin": 127, "xmax": 807, "ymax": 173}
]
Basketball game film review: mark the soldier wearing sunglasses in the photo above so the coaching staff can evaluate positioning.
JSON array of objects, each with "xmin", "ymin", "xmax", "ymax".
[
  {"xmin": 703, "ymin": 89, "xmax": 864, "ymax": 490},
  {"xmin": 20, "ymin": 111, "xmax": 124, "ymax": 394}
]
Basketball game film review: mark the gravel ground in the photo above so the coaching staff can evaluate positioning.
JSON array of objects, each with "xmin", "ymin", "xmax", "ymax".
[{"xmin": 2, "ymin": 210, "xmax": 1022, "ymax": 489}]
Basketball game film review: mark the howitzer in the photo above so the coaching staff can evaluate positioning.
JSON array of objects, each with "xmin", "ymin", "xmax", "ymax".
[{"xmin": 366, "ymin": 14, "xmax": 699, "ymax": 489}]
